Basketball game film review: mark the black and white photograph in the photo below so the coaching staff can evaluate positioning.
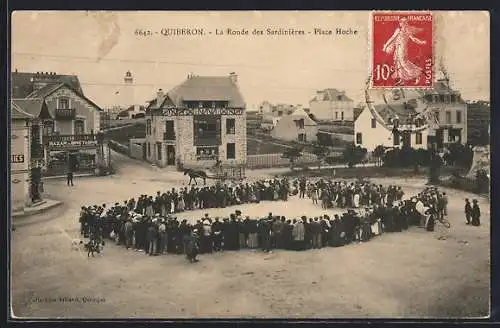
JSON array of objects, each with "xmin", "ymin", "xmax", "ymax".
[{"xmin": 9, "ymin": 11, "xmax": 490, "ymax": 318}]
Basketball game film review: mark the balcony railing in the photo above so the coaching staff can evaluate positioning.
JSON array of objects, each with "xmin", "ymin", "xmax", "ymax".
[{"xmin": 55, "ymin": 108, "xmax": 76, "ymax": 120}]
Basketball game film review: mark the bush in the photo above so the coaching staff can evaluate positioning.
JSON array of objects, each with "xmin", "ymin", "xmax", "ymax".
[
  {"xmin": 342, "ymin": 143, "xmax": 367, "ymax": 168},
  {"xmin": 382, "ymin": 147, "xmax": 430, "ymax": 168}
]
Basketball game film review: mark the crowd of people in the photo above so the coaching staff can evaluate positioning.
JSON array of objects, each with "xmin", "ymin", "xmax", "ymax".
[{"xmin": 78, "ymin": 177, "xmax": 481, "ymax": 262}]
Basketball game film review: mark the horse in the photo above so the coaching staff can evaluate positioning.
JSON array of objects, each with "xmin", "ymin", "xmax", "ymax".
[{"xmin": 183, "ymin": 168, "xmax": 208, "ymax": 185}]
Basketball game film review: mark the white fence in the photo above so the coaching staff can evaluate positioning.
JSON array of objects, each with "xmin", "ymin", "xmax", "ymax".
[{"xmin": 246, "ymin": 152, "xmax": 319, "ymax": 169}]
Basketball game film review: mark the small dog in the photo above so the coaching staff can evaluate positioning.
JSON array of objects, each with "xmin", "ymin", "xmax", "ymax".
[{"xmin": 71, "ymin": 239, "xmax": 84, "ymax": 251}]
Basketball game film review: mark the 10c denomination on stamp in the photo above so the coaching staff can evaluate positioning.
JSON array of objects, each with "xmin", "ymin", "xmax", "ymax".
[{"xmin": 371, "ymin": 12, "xmax": 433, "ymax": 88}]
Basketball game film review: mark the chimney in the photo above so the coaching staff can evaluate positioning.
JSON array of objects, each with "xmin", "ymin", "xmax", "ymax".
[
  {"xmin": 229, "ymin": 72, "xmax": 238, "ymax": 84},
  {"xmin": 32, "ymin": 70, "xmax": 59, "ymax": 91},
  {"xmin": 157, "ymin": 89, "xmax": 164, "ymax": 106}
]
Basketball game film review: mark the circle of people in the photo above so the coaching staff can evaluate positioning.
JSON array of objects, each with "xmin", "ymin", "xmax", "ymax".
[{"xmin": 78, "ymin": 178, "xmax": 481, "ymax": 261}]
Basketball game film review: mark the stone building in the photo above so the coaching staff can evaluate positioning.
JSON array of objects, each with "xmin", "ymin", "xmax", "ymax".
[
  {"xmin": 145, "ymin": 73, "xmax": 247, "ymax": 173},
  {"xmin": 309, "ymin": 88, "xmax": 355, "ymax": 122}
]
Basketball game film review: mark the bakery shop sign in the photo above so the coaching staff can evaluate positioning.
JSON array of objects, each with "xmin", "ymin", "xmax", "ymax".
[{"xmin": 11, "ymin": 154, "xmax": 25, "ymax": 163}]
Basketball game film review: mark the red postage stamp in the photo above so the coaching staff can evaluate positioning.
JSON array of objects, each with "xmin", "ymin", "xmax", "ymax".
[{"xmin": 371, "ymin": 12, "xmax": 433, "ymax": 88}]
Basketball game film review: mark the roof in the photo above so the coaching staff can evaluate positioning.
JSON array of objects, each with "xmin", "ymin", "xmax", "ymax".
[
  {"xmin": 11, "ymin": 100, "xmax": 36, "ymax": 120},
  {"xmin": 353, "ymin": 107, "xmax": 364, "ymax": 121},
  {"xmin": 24, "ymin": 83, "xmax": 103, "ymax": 112},
  {"xmin": 11, "ymin": 71, "xmax": 84, "ymax": 98},
  {"xmin": 161, "ymin": 75, "xmax": 245, "ymax": 108},
  {"xmin": 373, "ymin": 103, "xmax": 417, "ymax": 124},
  {"xmin": 311, "ymin": 88, "xmax": 353, "ymax": 102},
  {"xmin": 425, "ymin": 79, "xmax": 461, "ymax": 96},
  {"xmin": 11, "ymin": 99, "xmax": 46, "ymax": 118},
  {"xmin": 26, "ymin": 82, "xmax": 66, "ymax": 98}
]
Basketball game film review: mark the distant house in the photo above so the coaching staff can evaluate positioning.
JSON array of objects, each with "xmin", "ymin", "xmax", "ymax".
[
  {"xmin": 258, "ymin": 100, "xmax": 274, "ymax": 114},
  {"xmin": 309, "ymin": 88, "xmax": 355, "ymax": 121},
  {"xmin": 260, "ymin": 103, "xmax": 299, "ymax": 128},
  {"xmin": 354, "ymin": 104, "xmax": 429, "ymax": 152},
  {"xmin": 271, "ymin": 108, "xmax": 318, "ymax": 143},
  {"xmin": 422, "ymin": 79, "xmax": 468, "ymax": 147},
  {"xmin": 117, "ymin": 104, "xmax": 147, "ymax": 119}
]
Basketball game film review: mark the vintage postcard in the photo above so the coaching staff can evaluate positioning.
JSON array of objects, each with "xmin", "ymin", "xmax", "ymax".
[{"xmin": 10, "ymin": 11, "xmax": 490, "ymax": 319}]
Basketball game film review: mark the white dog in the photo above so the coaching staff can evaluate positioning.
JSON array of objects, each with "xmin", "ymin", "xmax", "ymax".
[{"xmin": 71, "ymin": 238, "xmax": 84, "ymax": 251}]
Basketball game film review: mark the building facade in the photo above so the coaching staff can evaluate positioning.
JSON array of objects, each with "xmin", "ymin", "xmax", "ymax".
[
  {"xmin": 354, "ymin": 105, "xmax": 429, "ymax": 152},
  {"xmin": 309, "ymin": 89, "xmax": 355, "ymax": 122},
  {"xmin": 11, "ymin": 104, "xmax": 34, "ymax": 211},
  {"xmin": 423, "ymin": 79, "xmax": 468, "ymax": 148},
  {"xmin": 145, "ymin": 73, "xmax": 247, "ymax": 170},
  {"xmin": 11, "ymin": 71, "xmax": 104, "ymax": 176},
  {"xmin": 271, "ymin": 108, "xmax": 318, "ymax": 143}
]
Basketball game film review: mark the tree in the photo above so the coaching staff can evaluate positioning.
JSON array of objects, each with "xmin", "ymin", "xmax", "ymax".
[
  {"xmin": 312, "ymin": 143, "xmax": 329, "ymax": 169},
  {"xmin": 282, "ymin": 146, "xmax": 303, "ymax": 169},
  {"xmin": 372, "ymin": 145, "xmax": 386, "ymax": 167},
  {"xmin": 342, "ymin": 143, "xmax": 367, "ymax": 168}
]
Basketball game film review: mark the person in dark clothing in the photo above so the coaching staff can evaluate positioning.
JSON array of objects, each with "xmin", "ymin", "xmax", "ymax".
[
  {"xmin": 212, "ymin": 218, "xmax": 223, "ymax": 251},
  {"xmin": 299, "ymin": 178, "xmax": 306, "ymax": 199},
  {"xmin": 146, "ymin": 220, "xmax": 157, "ymax": 255},
  {"xmin": 471, "ymin": 199, "xmax": 481, "ymax": 226},
  {"xmin": 465, "ymin": 198, "xmax": 472, "ymax": 225},
  {"xmin": 67, "ymin": 171, "xmax": 74, "ymax": 186},
  {"xmin": 262, "ymin": 219, "xmax": 273, "ymax": 252}
]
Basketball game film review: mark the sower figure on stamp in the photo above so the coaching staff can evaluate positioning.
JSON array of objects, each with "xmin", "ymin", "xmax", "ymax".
[{"xmin": 382, "ymin": 17, "xmax": 427, "ymax": 85}]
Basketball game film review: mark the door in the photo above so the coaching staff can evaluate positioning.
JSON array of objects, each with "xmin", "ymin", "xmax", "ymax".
[
  {"xmin": 167, "ymin": 145, "xmax": 176, "ymax": 165},
  {"xmin": 402, "ymin": 132, "xmax": 411, "ymax": 147},
  {"xmin": 435, "ymin": 129, "xmax": 444, "ymax": 149}
]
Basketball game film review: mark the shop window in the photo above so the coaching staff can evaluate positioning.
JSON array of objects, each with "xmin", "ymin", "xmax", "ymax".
[{"xmin": 196, "ymin": 146, "xmax": 218, "ymax": 160}]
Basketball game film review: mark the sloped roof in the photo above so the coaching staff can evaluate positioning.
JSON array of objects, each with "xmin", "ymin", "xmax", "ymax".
[
  {"xmin": 11, "ymin": 71, "xmax": 84, "ymax": 98},
  {"xmin": 353, "ymin": 107, "xmax": 364, "ymax": 121},
  {"xmin": 373, "ymin": 103, "xmax": 417, "ymax": 124},
  {"xmin": 24, "ymin": 83, "xmax": 103, "ymax": 112},
  {"xmin": 425, "ymin": 79, "xmax": 461, "ymax": 96},
  {"xmin": 311, "ymin": 88, "xmax": 353, "ymax": 102},
  {"xmin": 26, "ymin": 82, "xmax": 66, "ymax": 98},
  {"xmin": 11, "ymin": 99, "xmax": 46, "ymax": 118},
  {"xmin": 166, "ymin": 76, "xmax": 245, "ymax": 108},
  {"xmin": 11, "ymin": 100, "xmax": 36, "ymax": 120}
]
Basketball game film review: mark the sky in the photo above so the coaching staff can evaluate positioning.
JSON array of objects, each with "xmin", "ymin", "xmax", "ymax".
[{"xmin": 11, "ymin": 11, "xmax": 490, "ymax": 108}]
